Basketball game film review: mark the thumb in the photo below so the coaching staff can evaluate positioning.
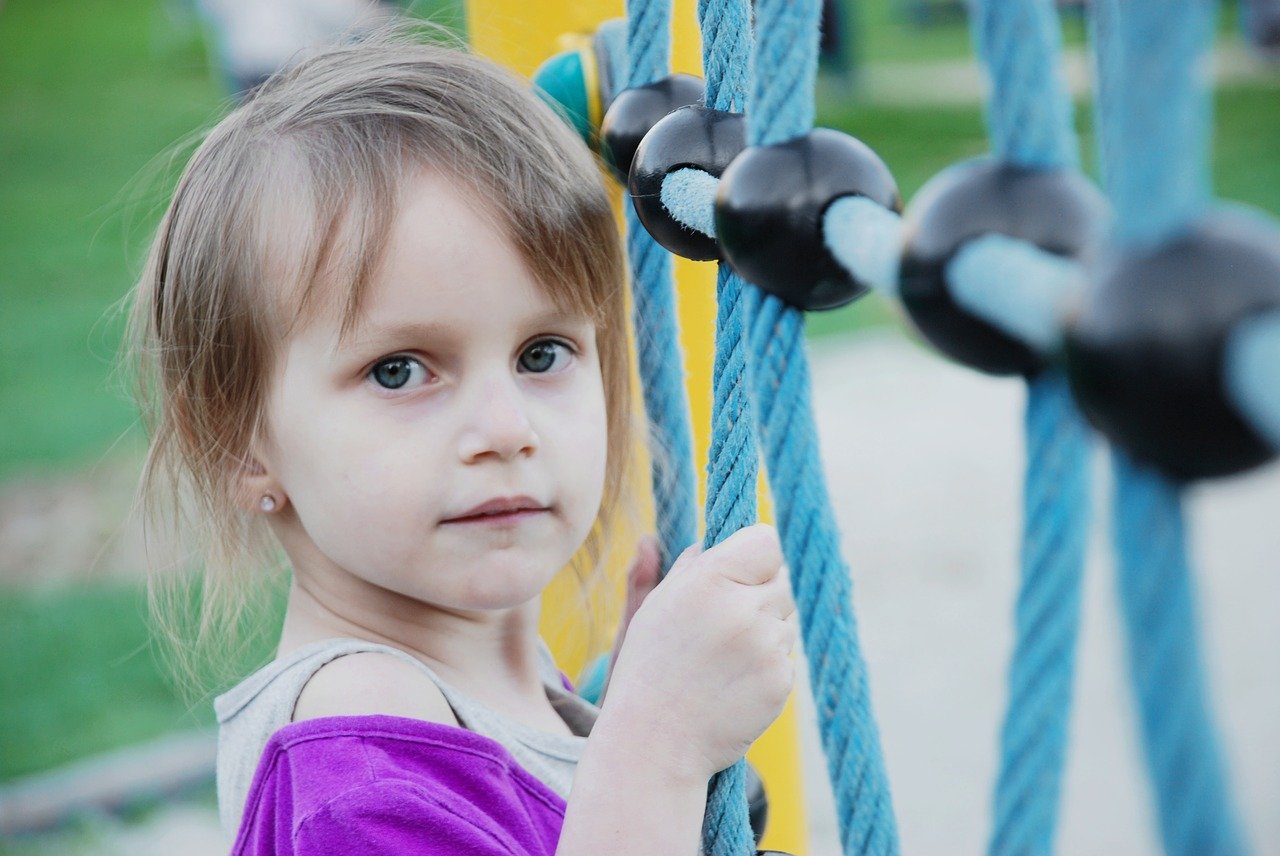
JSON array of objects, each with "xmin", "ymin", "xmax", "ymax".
[{"xmin": 704, "ymin": 524, "xmax": 782, "ymax": 586}]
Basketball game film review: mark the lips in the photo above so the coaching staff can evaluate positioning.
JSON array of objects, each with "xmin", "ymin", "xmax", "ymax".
[{"xmin": 442, "ymin": 496, "xmax": 548, "ymax": 523}]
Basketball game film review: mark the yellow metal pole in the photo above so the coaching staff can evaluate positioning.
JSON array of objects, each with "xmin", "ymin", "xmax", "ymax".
[{"xmin": 467, "ymin": 4, "xmax": 806, "ymax": 851}]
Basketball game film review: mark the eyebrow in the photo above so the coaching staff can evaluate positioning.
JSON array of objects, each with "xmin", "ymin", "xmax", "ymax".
[
  {"xmin": 339, "ymin": 310, "xmax": 592, "ymax": 353},
  {"xmin": 339, "ymin": 320, "xmax": 450, "ymax": 352}
]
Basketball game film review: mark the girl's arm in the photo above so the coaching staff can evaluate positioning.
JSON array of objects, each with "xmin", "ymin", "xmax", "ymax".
[{"xmin": 556, "ymin": 704, "xmax": 708, "ymax": 856}]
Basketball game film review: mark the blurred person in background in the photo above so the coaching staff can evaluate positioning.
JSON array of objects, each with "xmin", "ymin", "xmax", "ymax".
[
  {"xmin": 1243, "ymin": 0, "xmax": 1280, "ymax": 57},
  {"xmin": 196, "ymin": 0, "xmax": 402, "ymax": 99}
]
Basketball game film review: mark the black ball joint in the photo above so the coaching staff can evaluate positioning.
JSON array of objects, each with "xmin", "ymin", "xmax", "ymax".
[
  {"xmin": 629, "ymin": 105, "xmax": 747, "ymax": 261},
  {"xmin": 898, "ymin": 159, "xmax": 1108, "ymax": 377},
  {"xmin": 600, "ymin": 74, "xmax": 704, "ymax": 184},
  {"xmin": 1064, "ymin": 208, "xmax": 1280, "ymax": 481},
  {"xmin": 716, "ymin": 128, "xmax": 901, "ymax": 311}
]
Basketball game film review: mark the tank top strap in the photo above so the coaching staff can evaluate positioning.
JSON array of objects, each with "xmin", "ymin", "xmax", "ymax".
[{"xmin": 213, "ymin": 637, "xmax": 431, "ymax": 724}]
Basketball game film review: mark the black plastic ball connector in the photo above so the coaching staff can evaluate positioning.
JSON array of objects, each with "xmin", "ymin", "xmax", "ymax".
[
  {"xmin": 1064, "ymin": 209, "xmax": 1280, "ymax": 481},
  {"xmin": 628, "ymin": 105, "xmax": 747, "ymax": 261},
  {"xmin": 898, "ymin": 159, "xmax": 1108, "ymax": 377},
  {"xmin": 599, "ymin": 74, "xmax": 704, "ymax": 184},
  {"xmin": 744, "ymin": 759, "xmax": 768, "ymax": 844},
  {"xmin": 715, "ymin": 128, "xmax": 901, "ymax": 311}
]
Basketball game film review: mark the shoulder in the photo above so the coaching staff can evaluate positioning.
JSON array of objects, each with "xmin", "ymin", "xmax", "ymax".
[
  {"xmin": 293, "ymin": 651, "xmax": 460, "ymax": 727},
  {"xmin": 233, "ymin": 721, "xmax": 563, "ymax": 855}
]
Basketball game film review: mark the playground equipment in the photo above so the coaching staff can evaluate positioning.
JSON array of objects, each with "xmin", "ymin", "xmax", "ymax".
[{"xmin": 489, "ymin": 0, "xmax": 1280, "ymax": 852}]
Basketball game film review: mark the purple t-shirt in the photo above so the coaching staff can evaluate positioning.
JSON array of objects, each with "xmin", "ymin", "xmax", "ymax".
[{"xmin": 232, "ymin": 715, "xmax": 568, "ymax": 855}]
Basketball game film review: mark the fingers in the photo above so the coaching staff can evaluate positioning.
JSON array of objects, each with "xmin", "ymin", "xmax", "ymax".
[
  {"xmin": 625, "ymin": 536, "xmax": 662, "ymax": 618},
  {"xmin": 667, "ymin": 540, "xmax": 704, "ymax": 574}
]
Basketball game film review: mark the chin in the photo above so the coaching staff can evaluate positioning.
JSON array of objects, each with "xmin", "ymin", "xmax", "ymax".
[{"xmin": 445, "ymin": 556, "xmax": 563, "ymax": 612}]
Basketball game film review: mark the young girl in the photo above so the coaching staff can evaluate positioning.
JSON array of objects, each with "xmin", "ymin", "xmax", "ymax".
[{"xmin": 129, "ymin": 31, "xmax": 796, "ymax": 854}]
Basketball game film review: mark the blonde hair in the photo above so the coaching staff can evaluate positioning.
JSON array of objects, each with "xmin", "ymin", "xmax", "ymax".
[{"xmin": 127, "ymin": 30, "xmax": 636, "ymax": 693}]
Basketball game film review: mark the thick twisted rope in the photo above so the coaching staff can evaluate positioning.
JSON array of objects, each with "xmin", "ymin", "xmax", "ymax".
[
  {"xmin": 970, "ymin": 0, "xmax": 1077, "ymax": 169},
  {"xmin": 692, "ymin": 1, "xmax": 762, "ymax": 852},
  {"xmin": 1110, "ymin": 455, "xmax": 1246, "ymax": 854},
  {"xmin": 988, "ymin": 374, "xmax": 1091, "ymax": 856},
  {"xmin": 744, "ymin": 288, "xmax": 897, "ymax": 855},
  {"xmin": 966, "ymin": 2, "xmax": 1095, "ymax": 853},
  {"xmin": 741, "ymin": 1, "xmax": 900, "ymax": 852},
  {"xmin": 700, "ymin": 264, "xmax": 763, "ymax": 855},
  {"xmin": 1092, "ymin": 0, "xmax": 1212, "ymax": 248},
  {"xmin": 1091, "ymin": 0, "xmax": 1247, "ymax": 852},
  {"xmin": 623, "ymin": 0, "xmax": 699, "ymax": 574}
]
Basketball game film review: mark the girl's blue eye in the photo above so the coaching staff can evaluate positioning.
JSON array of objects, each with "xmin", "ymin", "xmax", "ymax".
[
  {"xmin": 518, "ymin": 340, "xmax": 572, "ymax": 374},
  {"xmin": 369, "ymin": 356, "xmax": 428, "ymax": 390}
]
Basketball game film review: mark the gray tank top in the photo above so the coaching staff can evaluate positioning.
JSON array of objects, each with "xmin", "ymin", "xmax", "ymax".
[{"xmin": 213, "ymin": 637, "xmax": 599, "ymax": 834}]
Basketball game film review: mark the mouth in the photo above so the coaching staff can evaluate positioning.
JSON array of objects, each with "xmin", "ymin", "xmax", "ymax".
[{"xmin": 442, "ymin": 496, "xmax": 550, "ymax": 525}]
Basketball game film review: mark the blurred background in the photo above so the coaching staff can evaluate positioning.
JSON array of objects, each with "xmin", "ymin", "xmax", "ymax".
[{"xmin": 1, "ymin": 0, "xmax": 1277, "ymax": 853}]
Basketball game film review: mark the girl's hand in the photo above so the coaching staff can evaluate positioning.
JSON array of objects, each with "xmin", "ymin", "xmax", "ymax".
[{"xmin": 599, "ymin": 523, "xmax": 796, "ymax": 785}]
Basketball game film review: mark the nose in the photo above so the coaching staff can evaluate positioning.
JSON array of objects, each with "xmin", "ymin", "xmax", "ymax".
[{"xmin": 457, "ymin": 375, "xmax": 540, "ymax": 463}]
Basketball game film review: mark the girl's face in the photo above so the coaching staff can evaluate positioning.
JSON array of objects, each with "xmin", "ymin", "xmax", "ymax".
[{"xmin": 256, "ymin": 169, "xmax": 608, "ymax": 615}]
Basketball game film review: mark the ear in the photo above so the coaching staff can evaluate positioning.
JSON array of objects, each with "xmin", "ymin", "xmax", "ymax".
[{"xmin": 232, "ymin": 448, "xmax": 287, "ymax": 514}]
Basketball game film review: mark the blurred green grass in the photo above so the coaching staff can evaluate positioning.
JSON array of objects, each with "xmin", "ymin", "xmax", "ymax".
[
  {"xmin": 1, "ymin": 0, "xmax": 1277, "ymax": 787},
  {"xmin": 0, "ymin": 579, "xmax": 285, "ymax": 782},
  {"xmin": 0, "ymin": 0, "xmax": 225, "ymax": 480},
  {"xmin": 0, "ymin": 584, "xmax": 206, "ymax": 781}
]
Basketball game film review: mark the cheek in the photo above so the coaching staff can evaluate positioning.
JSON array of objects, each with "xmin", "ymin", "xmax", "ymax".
[
  {"xmin": 268, "ymin": 388, "xmax": 435, "ymax": 553},
  {"xmin": 553, "ymin": 368, "xmax": 610, "ymax": 505}
]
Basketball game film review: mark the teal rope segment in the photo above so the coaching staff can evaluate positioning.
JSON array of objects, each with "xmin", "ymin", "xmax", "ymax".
[
  {"xmin": 965, "ymin": 1, "xmax": 1093, "ymax": 852},
  {"xmin": 697, "ymin": 0, "xmax": 750, "ymax": 112},
  {"xmin": 700, "ymin": 266, "xmax": 761, "ymax": 856},
  {"xmin": 1091, "ymin": 0, "xmax": 1247, "ymax": 850},
  {"xmin": 946, "ymin": 234, "xmax": 1081, "ymax": 354},
  {"xmin": 702, "ymin": 264, "xmax": 758, "ymax": 549},
  {"xmin": 967, "ymin": 0, "xmax": 1078, "ymax": 169},
  {"xmin": 694, "ymin": 0, "xmax": 760, "ymax": 851},
  {"xmin": 1111, "ymin": 453, "xmax": 1247, "ymax": 855},
  {"xmin": 746, "ymin": 289, "xmax": 898, "ymax": 855},
  {"xmin": 626, "ymin": 206, "xmax": 700, "ymax": 573},
  {"xmin": 1224, "ymin": 309, "xmax": 1280, "ymax": 450},
  {"xmin": 749, "ymin": 0, "xmax": 821, "ymax": 145},
  {"xmin": 1094, "ymin": 0, "xmax": 1214, "ymax": 245},
  {"xmin": 988, "ymin": 373, "xmax": 1091, "ymax": 856},
  {"xmin": 622, "ymin": 0, "xmax": 698, "ymax": 576},
  {"xmin": 741, "ymin": 0, "xmax": 898, "ymax": 852},
  {"xmin": 625, "ymin": 0, "xmax": 670, "ymax": 87}
]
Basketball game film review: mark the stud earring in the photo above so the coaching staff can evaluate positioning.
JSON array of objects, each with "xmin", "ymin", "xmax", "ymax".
[{"xmin": 259, "ymin": 494, "xmax": 277, "ymax": 513}]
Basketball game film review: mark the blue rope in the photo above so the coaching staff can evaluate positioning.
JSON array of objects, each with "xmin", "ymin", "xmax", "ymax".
[
  {"xmin": 621, "ymin": 0, "xmax": 699, "ymax": 575},
  {"xmin": 739, "ymin": 1, "xmax": 899, "ymax": 852},
  {"xmin": 700, "ymin": 264, "xmax": 762, "ymax": 856},
  {"xmin": 1092, "ymin": 0, "xmax": 1213, "ymax": 247},
  {"xmin": 692, "ymin": 0, "xmax": 761, "ymax": 852},
  {"xmin": 969, "ymin": 0, "xmax": 1079, "ymax": 169},
  {"xmin": 989, "ymin": 374, "xmax": 1092, "ymax": 855},
  {"xmin": 749, "ymin": 0, "xmax": 821, "ymax": 145},
  {"xmin": 625, "ymin": 205, "xmax": 700, "ymax": 573},
  {"xmin": 625, "ymin": 0, "xmax": 670, "ymax": 87},
  {"xmin": 1110, "ymin": 454, "xmax": 1246, "ymax": 855},
  {"xmin": 964, "ymin": 2, "xmax": 1095, "ymax": 853},
  {"xmin": 698, "ymin": 0, "xmax": 750, "ymax": 113},
  {"xmin": 745, "ymin": 289, "xmax": 897, "ymax": 855},
  {"xmin": 1092, "ymin": 0, "xmax": 1247, "ymax": 851}
]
